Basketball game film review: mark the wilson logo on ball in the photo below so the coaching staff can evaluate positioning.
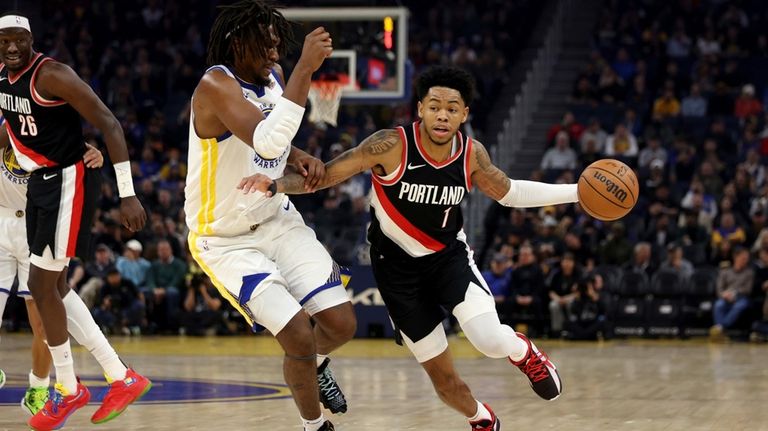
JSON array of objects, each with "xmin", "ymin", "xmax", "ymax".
[{"xmin": 592, "ymin": 171, "xmax": 628, "ymax": 203}]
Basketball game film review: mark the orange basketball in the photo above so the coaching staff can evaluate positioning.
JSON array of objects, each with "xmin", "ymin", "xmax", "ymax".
[{"xmin": 577, "ymin": 159, "xmax": 639, "ymax": 221}]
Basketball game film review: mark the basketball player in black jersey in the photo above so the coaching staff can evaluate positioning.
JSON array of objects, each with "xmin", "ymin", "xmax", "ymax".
[
  {"xmin": 0, "ymin": 14, "xmax": 150, "ymax": 430},
  {"xmin": 242, "ymin": 66, "xmax": 580, "ymax": 430}
]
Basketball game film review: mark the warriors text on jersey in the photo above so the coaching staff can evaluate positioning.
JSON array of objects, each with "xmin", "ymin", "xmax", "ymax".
[
  {"xmin": 368, "ymin": 121, "xmax": 473, "ymax": 258},
  {"xmin": 185, "ymin": 65, "xmax": 288, "ymax": 237},
  {"xmin": 0, "ymin": 140, "xmax": 29, "ymax": 211},
  {"xmin": 0, "ymin": 53, "xmax": 86, "ymax": 172}
]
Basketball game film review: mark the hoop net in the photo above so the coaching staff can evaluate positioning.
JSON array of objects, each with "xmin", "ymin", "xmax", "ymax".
[{"xmin": 308, "ymin": 75, "xmax": 350, "ymax": 127}]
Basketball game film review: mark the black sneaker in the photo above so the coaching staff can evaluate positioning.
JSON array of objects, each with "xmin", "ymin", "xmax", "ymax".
[
  {"xmin": 509, "ymin": 332, "xmax": 562, "ymax": 400},
  {"xmin": 317, "ymin": 358, "xmax": 347, "ymax": 414}
]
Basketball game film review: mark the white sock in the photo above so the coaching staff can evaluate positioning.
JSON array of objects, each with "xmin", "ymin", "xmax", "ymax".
[
  {"xmin": 62, "ymin": 290, "xmax": 127, "ymax": 381},
  {"xmin": 467, "ymin": 400, "xmax": 492, "ymax": 422},
  {"xmin": 48, "ymin": 340, "xmax": 77, "ymax": 394},
  {"xmin": 316, "ymin": 353, "xmax": 328, "ymax": 368},
  {"xmin": 29, "ymin": 370, "xmax": 50, "ymax": 388},
  {"xmin": 302, "ymin": 414, "xmax": 325, "ymax": 431}
]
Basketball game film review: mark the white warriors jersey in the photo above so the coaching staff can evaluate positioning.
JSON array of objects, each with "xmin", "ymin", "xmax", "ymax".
[
  {"xmin": 0, "ymin": 117, "xmax": 29, "ymax": 211},
  {"xmin": 185, "ymin": 65, "xmax": 291, "ymax": 237}
]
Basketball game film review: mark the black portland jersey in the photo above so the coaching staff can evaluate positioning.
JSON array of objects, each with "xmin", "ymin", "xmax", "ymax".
[
  {"xmin": 368, "ymin": 121, "xmax": 473, "ymax": 258},
  {"xmin": 0, "ymin": 53, "xmax": 85, "ymax": 173}
]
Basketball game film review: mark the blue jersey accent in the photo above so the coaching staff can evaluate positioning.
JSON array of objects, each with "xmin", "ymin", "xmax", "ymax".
[{"xmin": 239, "ymin": 273, "xmax": 270, "ymax": 305}]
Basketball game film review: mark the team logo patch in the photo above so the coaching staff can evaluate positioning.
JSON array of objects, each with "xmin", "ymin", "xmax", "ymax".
[
  {"xmin": 0, "ymin": 375, "xmax": 290, "ymax": 405},
  {"xmin": 2, "ymin": 148, "xmax": 29, "ymax": 179}
]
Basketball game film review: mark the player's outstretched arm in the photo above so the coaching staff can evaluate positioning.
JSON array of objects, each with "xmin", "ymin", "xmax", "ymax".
[
  {"xmin": 237, "ymin": 128, "xmax": 402, "ymax": 195},
  {"xmin": 194, "ymin": 27, "xmax": 332, "ymax": 159},
  {"xmin": 470, "ymin": 140, "xmax": 579, "ymax": 207},
  {"xmin": 36, "ymin": 61, "xmax": 146, "ymax": 231}
]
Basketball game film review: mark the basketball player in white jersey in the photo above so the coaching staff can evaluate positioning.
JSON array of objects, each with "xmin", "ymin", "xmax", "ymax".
[
  {"xmin": 242, "ymin": 66, "xmax": 579, "ymax": 430},
  {"xmin": 185, "ymin": 2, "xmax": 355, "ymax": 430},
  {"xmin": 0, "ymin": 114, "xmax": 103, "ymax": 415}
]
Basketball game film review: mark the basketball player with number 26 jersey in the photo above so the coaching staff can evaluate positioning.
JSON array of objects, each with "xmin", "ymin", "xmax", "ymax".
[
  {"xmin": 0, "ymin": 14, "xmax": 150, "ymax": 431},
  {"xmin": 244, "ymin": 66, "xmax": 580, "ymax": 430}
]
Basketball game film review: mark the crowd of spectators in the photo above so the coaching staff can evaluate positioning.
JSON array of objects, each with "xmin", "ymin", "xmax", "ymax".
[
  {"xmin": 0, "ymin": 0, "xmax": 542, "ymax": 336},
  {"xmin": 480, "ymin": 0, "xmax": 768, "ymax": 341}
]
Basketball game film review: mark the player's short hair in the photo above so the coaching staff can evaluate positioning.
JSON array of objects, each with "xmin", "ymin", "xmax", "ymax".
[
  {"xmin": 206, "ymin": 0, "xmax": 296, "ymax": 67},
  {"xmin": 415, "ymin": 66, "xmax": 475, "ymax": 106}
]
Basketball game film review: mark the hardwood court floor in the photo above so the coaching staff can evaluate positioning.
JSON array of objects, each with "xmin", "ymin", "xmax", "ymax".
[{"xmin": 1, "ymin": 334, "xmax": 767, "ymax": 431}]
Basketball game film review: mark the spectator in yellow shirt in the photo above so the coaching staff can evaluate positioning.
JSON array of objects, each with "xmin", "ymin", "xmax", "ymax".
[{"xmin": 652, "ymin": 88, "xmax": 681, "ymax": 120}]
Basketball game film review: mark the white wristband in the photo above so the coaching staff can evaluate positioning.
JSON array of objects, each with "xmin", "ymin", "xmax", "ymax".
[{"xmin": 113, "ymin": 161, "xmax": 136, "ymax": 198}]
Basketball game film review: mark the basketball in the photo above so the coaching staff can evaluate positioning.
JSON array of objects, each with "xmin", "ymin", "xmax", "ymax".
[{"xmin": 577, "ymin": 159, "xmax": 639, "ymax": 221}]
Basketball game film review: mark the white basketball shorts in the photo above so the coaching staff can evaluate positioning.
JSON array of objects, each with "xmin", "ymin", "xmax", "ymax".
[
  {"xmin": 189, "ymin": 196, "xmax": 350, "ymax": 335},
  {"xmin": 0, "ymin": 206, "xmax": 31, "ymax": 297}
]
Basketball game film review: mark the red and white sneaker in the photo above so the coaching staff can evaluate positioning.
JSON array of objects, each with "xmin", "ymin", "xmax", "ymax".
[
  {"xmin": 469, "ymin": 403, "xmax": 501, "ymax": 430},
  {"xmin": 29, "ymin": 381, "xmax": 91, "ymax": 431},
  {"xmin": 91, "ymin": 368, "xmax": 152, "ymax": 424},
  {"xmin": 509, "ymin": 332, "xmax": 562, "ymax": 400}
]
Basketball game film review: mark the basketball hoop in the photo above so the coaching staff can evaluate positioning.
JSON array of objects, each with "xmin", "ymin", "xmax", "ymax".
[{"xmin": 307, "ymin": 74, "xmax": 351, "ymax": 127}]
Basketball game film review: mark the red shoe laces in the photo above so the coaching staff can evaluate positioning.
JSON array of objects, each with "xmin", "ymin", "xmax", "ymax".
[{"xmin": 520, "ymin": 352, "xmax": 550, "ymax": 382}]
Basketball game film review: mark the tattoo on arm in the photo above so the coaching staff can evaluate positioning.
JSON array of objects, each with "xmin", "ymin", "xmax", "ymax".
[
  {"xmin": 366, "ymin": 129, "xmax": 400, "ymax": 154},
  {"xmin": 471, "ymin": 141, "xmax": 511, "ymax": 201},
  {"xmin": 276, "ymin": 128, "xmax": 400, "ymax": 195}
]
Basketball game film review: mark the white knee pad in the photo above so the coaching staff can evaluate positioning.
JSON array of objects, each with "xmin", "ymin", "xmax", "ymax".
[{"xmin": 461, "ymin": 312, "xmax": 526, "ymax": 359}]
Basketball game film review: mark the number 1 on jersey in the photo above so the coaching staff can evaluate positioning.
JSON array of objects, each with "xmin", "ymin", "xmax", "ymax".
[
  {"xmin": 19, "ymin": 115, "xmax": 38, "ymax": 136},
  {"xmin": 441, "ymin": 207, "xmax": 452, "ymax": 228}
]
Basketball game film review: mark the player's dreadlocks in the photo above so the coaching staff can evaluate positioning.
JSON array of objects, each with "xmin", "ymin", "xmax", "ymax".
[{"xmin": 207, "ymin": 0, "xmax": 296, "ymax": 67}]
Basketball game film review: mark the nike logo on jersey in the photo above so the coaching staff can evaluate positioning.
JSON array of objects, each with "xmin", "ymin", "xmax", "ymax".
[
  {"xmin": 43, "ymin": 173, "xmax": 58, "ymax": 180},
  {"xmin": 0, "ymin": 77, "xmax": 6, "ymax": 81},
  {"xmin": 407, "ymin": 163, "xmax": 426, "ymax": 170},
  {"xmin": 283, "ymin": 201, "xmax": 290, "ymax": 211}
]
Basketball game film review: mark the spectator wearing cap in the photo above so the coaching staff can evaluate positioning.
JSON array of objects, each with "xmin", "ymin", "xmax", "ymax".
[
  {"xmin": 735, "ymin": 84, "xmax": 763, "ymax": 120},
  {"xmin": 116, "ymin": 239, "xmax": 152, "ymax": 288},
  {"xmin": 481, "ymin": 252, "xmax": 512, "ymax": 303},
  {"xmin": 79, "ymin": 244, "xmax": 117, "ymax": 309}
]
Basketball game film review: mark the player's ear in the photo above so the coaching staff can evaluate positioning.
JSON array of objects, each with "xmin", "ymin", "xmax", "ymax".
[
  {"xmin": 461, "ymin": 106, "xmax": 469, "ymax": 123},
  {"xmin": 417, "ymin": 101, "xmax": 423, "ymax": 119}
]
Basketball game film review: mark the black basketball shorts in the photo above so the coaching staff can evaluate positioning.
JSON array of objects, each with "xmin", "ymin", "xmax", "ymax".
[
  {"xmin": 26, "ymin": 161, "xmax": 101, "ymax": 260},
  {"xmin": 370, "ymin": 239, "xmax": 494, "ymax": 343}
]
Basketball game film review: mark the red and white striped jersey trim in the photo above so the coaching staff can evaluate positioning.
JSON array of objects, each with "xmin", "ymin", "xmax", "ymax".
[
  {"xmin": 371, "ymin": 126, "xmax": 408, "ymax": 186},
  {"xmin": 370, "ymin": 180, "xmax": 446, "ymax": 257},
  {"xmin": 5, "ymin": 122, "xmax": 56, "ymax": 172},
  {"xmin": 30, "ymin": 58, "xmax": 67, "ymax": 107},
  {"xmin": 54, "ymin": 161, "xmax": 84, "ymax": 258}
]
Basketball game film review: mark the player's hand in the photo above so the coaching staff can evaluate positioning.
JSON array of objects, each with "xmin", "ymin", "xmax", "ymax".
[
  {"xmin": 83, "ymin": 143, "xmax": 104, "ymax": 168},
  {"xmin": 237, "ymin": 173, "xmax": 273, "ymax": 195},
  {"xmin": 292, "ymin": 154, "xmax": 325, "ymax": 191},
  {"xmin": 297, "ymin": 27, "xmax": 333, "ymax": 72},
  {"xmin": 120, "ymin": 196, "xmax": 147, "ymax": 232}
]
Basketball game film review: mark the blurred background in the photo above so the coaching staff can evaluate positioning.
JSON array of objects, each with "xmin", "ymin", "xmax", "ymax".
[{"xmin": 2, "ymin": 0, "xmax": 767, "ymax": 345}]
